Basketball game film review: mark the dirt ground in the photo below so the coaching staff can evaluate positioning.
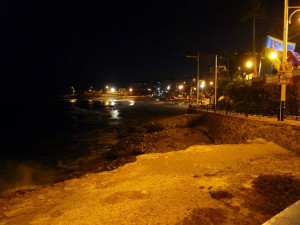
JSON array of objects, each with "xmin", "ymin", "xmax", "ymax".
[{"xmin": 1, "ymin": 114, "xmax": 300, "ymax": 225}]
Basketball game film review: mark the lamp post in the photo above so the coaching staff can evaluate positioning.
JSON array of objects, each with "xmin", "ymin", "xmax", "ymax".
[
  {"xmin": 214, "ymin": 55, "xmax": 217, "ymax": 112},
  {"xmin": 178, "ymin": 85, "xmax": 184, "ymax": 95},
  {"xmin": 186, "ymin": 51, "xmax": 200, "ymax": 106},
  {"xmin": 200, "ymin": 81, "xmax": 205, "ymax": 93},
  {"xmin": 280, "ymin": 0, "xmax": 300, "ymax": 121}
]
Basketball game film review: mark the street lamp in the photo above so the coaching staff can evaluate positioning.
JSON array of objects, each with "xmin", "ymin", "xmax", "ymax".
[
  {"xmin": 214, "ymin": 55, "xmax": 217, "ymax": 112},
  {"xmin": 178, "ymin": 85, "xmax": 184, "ymax": 97},
  {"xmin": 200, "ymin": 81, "xmax": 205, "ymax": 93},
  {"xmin": 269, "ymin": 52, "xmax": 278, "ymax": 60},
  {"xmin": 213, "ymin": 55, "xmax": 228, "ymax": 111},
  {"xmin": 245, "ymin": 60, "xmax": 253, "ymax": 69},
  {"xmin": 186, "ymin": 51, "xmax": 200, "ymax": 106},
  {"xmin": 280, "ymin": 0, "xmax": 300, "ymax": 121}
]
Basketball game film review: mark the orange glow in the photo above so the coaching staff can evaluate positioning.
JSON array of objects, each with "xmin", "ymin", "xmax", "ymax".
[
  {"xmin": 69, "ymin": 99, "xmax": 77, "ymax": 103},
  {"xmin": 245, "ymin": 60, "xmax": 253, "ymax": 68}
]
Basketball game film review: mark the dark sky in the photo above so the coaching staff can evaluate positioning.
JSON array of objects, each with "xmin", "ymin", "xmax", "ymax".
[{"xmin": 1, "ymin": 0, "xmax": 299, "ymax": 95}]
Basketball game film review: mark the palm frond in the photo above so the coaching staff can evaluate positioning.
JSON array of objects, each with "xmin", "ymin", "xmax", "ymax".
[{"xmin": 241, "ymin": 0, "xmax": 265, "ymax": 22}]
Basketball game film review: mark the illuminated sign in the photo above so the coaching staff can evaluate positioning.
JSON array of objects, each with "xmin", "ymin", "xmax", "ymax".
[{"xmin": 265, "ymin": 35, "xmax": 296, "ymax": 52}]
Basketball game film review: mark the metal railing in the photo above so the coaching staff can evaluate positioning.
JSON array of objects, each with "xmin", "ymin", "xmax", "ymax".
[{"xmin": 188, "ymin": 101, "xmax": 300, "ymax": 121}]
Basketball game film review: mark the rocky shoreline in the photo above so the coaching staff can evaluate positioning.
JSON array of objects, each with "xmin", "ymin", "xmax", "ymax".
[
  {"xmin": 0, "ymin": 113, "xmax": 213, "ymax": 197},
  {"xmin": 53, "ymin": 114, "xmax": 214, "ymax": 184}
]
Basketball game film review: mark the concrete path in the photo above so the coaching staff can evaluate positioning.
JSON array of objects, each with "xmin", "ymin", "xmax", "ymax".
[{"xmin": 1, "ymin": 141, "xmax": 300, "ymax": 225}]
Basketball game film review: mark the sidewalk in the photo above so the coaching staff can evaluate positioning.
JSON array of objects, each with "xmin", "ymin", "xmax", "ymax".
[{"xmin": 189, "ymin": 106, "xmax": 300, "ymax": 127}]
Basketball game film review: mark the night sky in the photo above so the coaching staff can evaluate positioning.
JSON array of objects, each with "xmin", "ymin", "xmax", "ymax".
[{"xmin": 1, "ymin": 0, "xmax": 299, "ymax": 96}]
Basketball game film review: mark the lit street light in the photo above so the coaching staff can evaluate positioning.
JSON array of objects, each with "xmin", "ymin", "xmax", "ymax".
[
  {"xmin": 245, "ymin": 60, "xmax": 253, "ymax": 69},
  {"xmin": 213, "ymin": 55, "xmax": 228, "ymax": 111},
  {"xmin": 214, "ymin": 55, "xmax": 217, "ymax": 112},
  {"xmin": 178, "ymin": 85, "xmax": 184, "ymax": 94},
  {"xmin": 280, "ymin": 0, "xmax": 300, "ymax": 121},
  {"xmin": 200, "ymin": 81, "xmax": 205, "ymax": 93},
  {"xmin": 269, "ymin": 52, "xmax": 278, "ymax": 60},
  {"xmin": 186, "ymin": 51, "xmax": 200, "ymax": 106}
]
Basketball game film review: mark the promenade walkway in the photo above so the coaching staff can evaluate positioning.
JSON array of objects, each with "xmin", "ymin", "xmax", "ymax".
[{"xmin": 1, "ymin": 141, "xmax": 300, "ymax": 224}]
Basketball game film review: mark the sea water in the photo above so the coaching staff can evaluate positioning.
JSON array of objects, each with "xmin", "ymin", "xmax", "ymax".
[{"xmin": 0, "ymin": 97, "xmax": 188, "ymax": 194}]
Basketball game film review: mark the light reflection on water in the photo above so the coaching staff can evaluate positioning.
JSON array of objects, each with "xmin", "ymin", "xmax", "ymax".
[
  {"xmin": 0, "ymin": 98, "xmax": 139, "ymax": 194},
  {"xmin": 110, "ymin": 109, "xmax": 120, "ymax": 119},
  {"xmin": 0, "ymin": 98, "xmax": 188, "ymax": 194},
  {"xmin": 69, "ymin": 99, "xmax": 77, "ymax": 103}
]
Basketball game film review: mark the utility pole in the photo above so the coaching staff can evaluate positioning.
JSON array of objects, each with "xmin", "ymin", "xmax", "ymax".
[
  {"xmin": 253, "ymin": 15, "xmax": 257, "ymax": 77},
  {"xmin": 279, "ymin": 0, "xmax": 300, "ymax": 121},
  {"xmin": 214, "ymin": 54, "xmax": 217, "ymax": 112},
  {"xmin": 186, "ymin": 51, "xmax": 200, "ymax": 106},
  {"xmin": 279, "ymin": 0, "xmax": 288, "ymax": 121},
  {"xmin": 196, "ymin": 51, "xmax": 200, "ymax": 106}
]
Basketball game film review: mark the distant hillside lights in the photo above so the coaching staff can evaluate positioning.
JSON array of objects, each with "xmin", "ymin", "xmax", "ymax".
[{"xmin": 105, "ymin": 85, "xmax": 117, "ymax": 93}]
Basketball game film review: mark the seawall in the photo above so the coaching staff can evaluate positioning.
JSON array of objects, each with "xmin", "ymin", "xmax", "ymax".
[{"xmin": 188, "ymin": 112, "xmax": 300, "ymax": 155}]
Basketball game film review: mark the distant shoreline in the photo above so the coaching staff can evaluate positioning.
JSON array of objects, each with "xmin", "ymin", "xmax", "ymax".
[{"xmin": 60, "ymin": 93, "xmax": 153, "ymax": 101}]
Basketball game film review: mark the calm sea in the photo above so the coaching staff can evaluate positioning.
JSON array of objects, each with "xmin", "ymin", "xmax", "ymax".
[{"xmin": 0, "ymin": 97, "xmax": 188, "ymax": 194}]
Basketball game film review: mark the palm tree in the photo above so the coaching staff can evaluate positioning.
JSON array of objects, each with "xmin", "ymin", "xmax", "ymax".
[{"xmin": 242, "ymin": 0, "xmax": 265, "ymax": 77}]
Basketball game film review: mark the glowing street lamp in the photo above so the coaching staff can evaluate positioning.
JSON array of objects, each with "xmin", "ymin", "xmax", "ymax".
[
  {"xmin": 178, "ymin": 85, "xmax": 184, "ymax": 95},
  {"xmin": 288, "ymin": 8, "xmax": 300, "ymax": 24},
  {"xmin": 245, "ymin": 60, "xmax": 253, "ymax": 69},
  {"xmin": 200, "ymin": 81, "xmax": 205, "ymax": 93},
  {"xmin": 269, "ymin": 51, "xmax": 278, "ymax": 60}
]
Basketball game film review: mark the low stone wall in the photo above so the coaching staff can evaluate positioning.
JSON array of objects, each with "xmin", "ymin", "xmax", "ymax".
[{"xmin": 188, "ymin": 112, "xmax": 300, "ymax": 154}]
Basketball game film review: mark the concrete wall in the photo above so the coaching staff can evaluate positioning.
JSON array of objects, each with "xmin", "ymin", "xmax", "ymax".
[{"xmin": 191, "ymin": 112, "xmax": 300, "ymax": 155}]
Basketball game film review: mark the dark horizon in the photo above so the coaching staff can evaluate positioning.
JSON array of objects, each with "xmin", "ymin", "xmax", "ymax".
[{"xmin": 1, "ymin": 0, "xmax": 300, "ymax": 97}]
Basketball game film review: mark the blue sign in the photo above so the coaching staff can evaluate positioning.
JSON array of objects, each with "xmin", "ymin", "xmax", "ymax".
[{"xmin": 265, "ymin": 35, "xmax": 296, "ymax": 52}]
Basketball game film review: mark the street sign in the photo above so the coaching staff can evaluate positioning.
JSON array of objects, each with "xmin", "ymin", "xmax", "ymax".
[
  {"xmin": 281, "ymin": 61, "xmax": 293, "ymax": 73},
  {"xmin": 278, "ymin": 62, "xmax": 293, "ymax": 85},
  {"xmin": 278, "ymin": 71, "xmax": 292, "ymax": 84}
]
